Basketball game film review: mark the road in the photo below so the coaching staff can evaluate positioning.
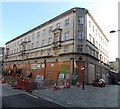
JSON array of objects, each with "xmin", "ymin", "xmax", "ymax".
[{"xmin": 1, "ymin": 83, "xmax": 66, "ymax": 109}]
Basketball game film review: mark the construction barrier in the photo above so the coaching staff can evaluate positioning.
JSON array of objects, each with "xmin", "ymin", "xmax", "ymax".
[{"xmin": 13, "ymin": 78, "xmax": 37, "ymax": 92}]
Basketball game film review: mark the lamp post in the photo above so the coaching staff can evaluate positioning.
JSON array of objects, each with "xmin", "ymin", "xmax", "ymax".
[{"xmin": 110, "ymin": 29, "xmax": 120, "ymax": 82}]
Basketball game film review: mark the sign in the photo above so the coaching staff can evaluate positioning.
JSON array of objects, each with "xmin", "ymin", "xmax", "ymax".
[
  {"xmin": 35, "ymin": 75, "xmax": 44, "ymax": 82},
  {"xmin": 60, "ymin": 66, "xmax": 67, "ymax": 74},
  {"xmin": 31, "ymin": 64, "xmax": 40, "ymax": 69},
  {"xmin": 65, "ymin": 74, "xmax": 69, "ymax": 79},
  {"xmin": 80, "ymin": 65, "xmax": 85, "ymax": 71},
  {"xmin": 58, "ymin": 74, "xmax": 64, "ymax": 79}
]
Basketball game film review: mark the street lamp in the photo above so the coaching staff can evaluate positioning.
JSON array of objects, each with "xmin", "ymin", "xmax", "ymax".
[{"xmin": 110, "ymin": 30, "xmax": 120, "ymax": 33}]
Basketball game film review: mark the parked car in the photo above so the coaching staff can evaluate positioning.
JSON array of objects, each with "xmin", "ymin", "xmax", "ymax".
[
  {"xmin": 92, "ymin": 79, "xmax": 106, "ymax": 87},
  {"xmin": 117, "ymin": 81, "xmax": 120, "ymax": 85}
]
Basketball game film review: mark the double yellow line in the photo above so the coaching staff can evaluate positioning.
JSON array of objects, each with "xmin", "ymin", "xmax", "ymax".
[{"xmin": 22, "ymin": 92, "xmax": 38, "ymax": 99}]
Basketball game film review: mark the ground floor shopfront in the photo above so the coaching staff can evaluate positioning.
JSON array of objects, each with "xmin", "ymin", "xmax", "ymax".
[{"xmin": 3, "ymin": 54, "xmax": 110, "ymax": 84}]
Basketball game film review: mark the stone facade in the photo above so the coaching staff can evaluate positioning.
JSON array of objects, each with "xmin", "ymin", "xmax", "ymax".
[{"xmin": 4, "ymin": 7, "xmax": 110, "ymax": 84}]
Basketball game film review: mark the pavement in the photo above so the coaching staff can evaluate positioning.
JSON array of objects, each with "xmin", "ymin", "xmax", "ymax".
[{"xmin": 32, "ymin": 85, "xmax": 119, "ymax": 108}]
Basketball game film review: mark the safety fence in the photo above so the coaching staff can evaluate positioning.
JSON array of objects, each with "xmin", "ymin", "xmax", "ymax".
[{"xmin": 2, "ymin": 76, "xmax": 81, "ymax": 92}]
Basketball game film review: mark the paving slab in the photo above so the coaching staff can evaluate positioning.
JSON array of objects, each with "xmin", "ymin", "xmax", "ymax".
[{"xmin": 32, "ymin": 85, "xmax": 119, "ymax": 107}]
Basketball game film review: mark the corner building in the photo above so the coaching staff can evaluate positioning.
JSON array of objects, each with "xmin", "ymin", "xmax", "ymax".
[{"xmin": 4, "ymin": 7, "xmax": 110, "ymax": 84}]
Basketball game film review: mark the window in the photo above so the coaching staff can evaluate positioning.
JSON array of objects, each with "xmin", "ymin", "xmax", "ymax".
[
  {"xmin": 47, "ymin": 49, "xmax": 51, "ymax": 55},
  {"xmin": 21, "ymin": 39, "xmax": 23, "ymax": 43},
  {"xmin": 27, "ymin": 44, "xmax": 30, "ymax": 50},
  {"xmin": 24, "ymin": 37, "xmax": 27, "ymax": 42},
  {"xmin": 78, "ymin": 16, "xmax": 84, "ymax": 24},
  {"xmin": 48, "ymin": 37, "xmax": 52, "ymax": 44},
  {"xmin": 43, "ymin": 29, "xmax": 46, "ymax": 36},
  {"xmin": 77, "ymin": 45, "xmax": 83, "ymax": 53},
  {"xmin": 64, "ymin": 32, "xmax": 69, "ymax": 40},
  {"xmin": 32, "ymin": 34, "xmax": 34, "ymax": 40},
  {"xmin": 49, "ymin": 26, "xmax": 53, "ymax": 33},
  {"xmin": 54, "ymin": 35, "xmax": 59, "ymax": 42},
  {"xmin": 87, "ymin": 46, "xmax": 91, "ymax": 54},
  {"xmin": 36, "ymin": 41, "xmax": 39, "ymax": 47},
  {"xmin": 89, "ymin": 34, "xmax": 91, "ymax": 41},
  {"xmin": 37, "ymin": 31, "xmax": 40, "ymax": 38},
  {"xmin": 42, "ymin": 40, "xmax": 45, "ymax": 46},
  {"xmin": 92, "ymin": 26, "xmax": 94, "ymax": 32},
  {"xmin": 27, "ymin": 36, "xmax": 30, "ymax": 41},
  {"xmin": 93, "ymin": 38, "xmax": 95, "ymax": 45},
  {"xmin": 56, "ymin": 23, "xmax": 60, "ymax": 28},
  {"xmin": 89, "ymin": 21, "xmax": 91, "ymax": 28},
  {"xmin": 78, "ymin": 31, "xmax": 83, "ymax": 40},
  {"xmin": 96, "ymin": 41, "xmax": 98, "ymax": 48},
  {"xmin": 64, "ymin": 46, "xmax": 68, "ymax": 53},
  {"xmin": 31, "ymin": 43, "xmax": 34, "ymax": 49},
  {"xmin": 65, "ymin": 19, "xmax": 69, "ymax": 26},
  {"xmin": 96, "ymin": 30, "xmax": 97, "ymax": 36}
]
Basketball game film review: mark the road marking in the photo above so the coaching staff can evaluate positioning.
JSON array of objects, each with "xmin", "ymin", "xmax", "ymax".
[
  {"xmin": 2, "ymin": 92, "xmax": 24, "ymax": 97},
  {"xmin": 22, "ymin": 92, "xmax": 38, "ymax": 99}
]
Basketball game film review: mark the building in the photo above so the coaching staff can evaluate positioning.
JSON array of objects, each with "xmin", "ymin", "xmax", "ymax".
[
  {"xmin": 109, "ymin": 58, "xmax": 120, "ymax": 84},
  {"xmin": 0, "ymin": 47, "xmax": 5, "ymax": 74},
  {"xmin": 4, "ymin": 7, "xmax": 110, "ymax": 84}
]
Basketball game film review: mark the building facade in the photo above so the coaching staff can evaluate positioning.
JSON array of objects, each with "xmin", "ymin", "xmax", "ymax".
[
  {"xmin": 4, "ymin": 7, "xmax": 110, "ymax": 84},
  {"xmin": 0, "ymin": 47, "xmax": 5, "ymax": 74},
  {"xmin": 109, "ymin": 58, "xmax": 120, "ymax": 84}
]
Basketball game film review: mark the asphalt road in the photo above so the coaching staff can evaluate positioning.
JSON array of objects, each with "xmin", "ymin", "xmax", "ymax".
[{"xmin": 1, "ymin": 83, "xmax": 66, "ymax": 109}]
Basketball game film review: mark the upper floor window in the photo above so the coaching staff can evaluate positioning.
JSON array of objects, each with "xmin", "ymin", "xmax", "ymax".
[
  {"xmin": 48, "ymin": 37, "xmax": 52, "ymax": 44},
  {"xmin": 28, "ymin": 35, "xmax": 31, "ymax": 41},
  {"xmin": 43, "ymin": 29, "xmax": 46, "ymax": 36},
  {"xmin": 56, "ymin": 23, "xmax": 60, "ymax": 28},
  {"xmin": 32, "ymin": 34, "xmax": 34, "ymax": 40},
  {"xmin": 37, "ymin": 31, "xmax": 40, "ymax": 38},
  {"xmin": 78, "ymin": 16, "xmax": 84, "ymax": 24},
  {"xmin": 54, "ymin": 35, "xmax": 59, "ymax": 42},
  {"xmin": 21, "ymin": 39, "xmax": 23, "ymax": 44},
  {"xmin": 27, "ymin": 44, "xmax": 30, "ymax": 50},
  {"xmin": 36, "ymin": 41, "xmax": 39, "ymax": 47},
  {"xmin": 24, "ymin": 37, "xmax": 27, "ymax": 42},
  {"xmin": 92, "ymin": 26, "xmax": 94, "ymax": 32},
  {"xmin": 64, "ymin": 32, "xmax": 69, "ymax": 40},
  {"xmin": 65, "ymin": 19, "xmax": 69, "ymax": 26},
  {"xmin": 42, "ymin": 40, "xmax": 45, "ymax": 46},
  {"xmin": 96, "ymin": 30, "xmax": 97, "ymax": 36},
  {"xmin": 49, "ymin": 26, "xmax": 53, "ymax": 33},
  {"xmin": 78, "ymin": 31, "xmax": 83, "ymax": 40},
  {"xmin": 31, "ymin": 43, "xmax": 34, "ymax": 49},
  {"xmin": 89, "ymin": 21, "xmax": 91, "ymax": 28}
]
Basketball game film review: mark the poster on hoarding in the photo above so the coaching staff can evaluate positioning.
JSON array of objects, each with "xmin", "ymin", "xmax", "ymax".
[
  {"xmin": 58, "ymin": 74, "xmax": 64, "ymax": 80},
  {"xmin": 35, "ymin": 75, "xmax": 44, "ymax": 82},
  {"xmin": 31, "ymin": 64, "xmax": 40, "ymax": 69}
]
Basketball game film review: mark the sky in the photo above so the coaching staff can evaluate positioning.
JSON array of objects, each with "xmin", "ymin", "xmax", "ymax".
[{"xmin": 0, "ymin": 0, "xmax": 119, "ymax": 61}]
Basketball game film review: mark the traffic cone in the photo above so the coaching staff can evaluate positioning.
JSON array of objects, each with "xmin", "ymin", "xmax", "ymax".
[
  {"xmin": 1, "ymin": 77, "xmax": 5, "ymax": 84},
  {"xmin": 76, "ymin": 81, "xmax": 80, "ymax": 87},
  {"xmin": 52, "ymin": 81, "xmax": 57, "ymax": 90},
  {"xmin": 64, "ymin": 81, "xmax": 70, "ymax": 88}
]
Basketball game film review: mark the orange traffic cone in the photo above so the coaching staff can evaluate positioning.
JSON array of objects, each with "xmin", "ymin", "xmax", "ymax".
[
  {"xmin": 1, "ymin": 77, "xmax": 5, "ymax": 84},
  {"xmin": 52, "ymin": 81, "xmax": 58, "ymax": 90},
  {"xmin": 76, "ymin": 81, "xmax": 80, "ymax": 87},
  {"xmin": 64, "ymin": 81, "xmax": 70, "ymax": 88}
]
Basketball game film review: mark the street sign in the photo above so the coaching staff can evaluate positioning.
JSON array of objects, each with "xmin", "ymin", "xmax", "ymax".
[{"xmin": 80, "ymin": 65, "xmax": 85, "ymax": 71}]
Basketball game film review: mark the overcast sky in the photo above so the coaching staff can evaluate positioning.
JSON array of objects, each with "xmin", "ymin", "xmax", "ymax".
[{"xmin": 0, "ymin": 0, "xmax": 119, "ymax": 61}]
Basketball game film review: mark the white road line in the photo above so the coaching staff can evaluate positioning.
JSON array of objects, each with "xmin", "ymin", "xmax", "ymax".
[{"xmin": 2, "ymin": 92, "xmax": 24, "ymax": 97}]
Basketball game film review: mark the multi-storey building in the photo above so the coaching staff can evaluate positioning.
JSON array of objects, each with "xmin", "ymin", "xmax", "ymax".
[
  {"xmin": 0, "ymin": 47, "xmax": 5, "ymax": 74},
  {"xmin": 4, "ymin": 7, "xmax": 110, "ymax": 84}
]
